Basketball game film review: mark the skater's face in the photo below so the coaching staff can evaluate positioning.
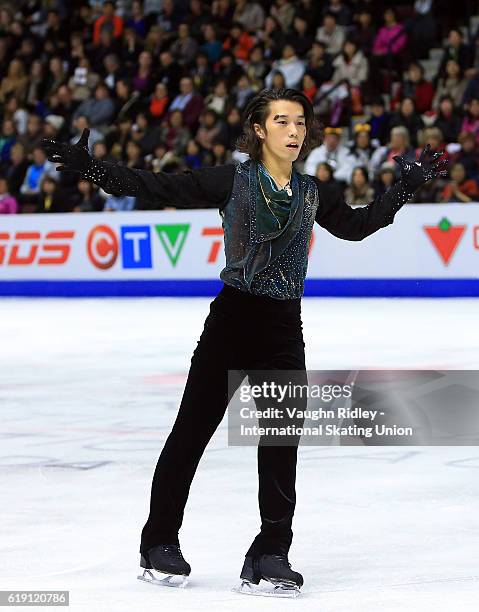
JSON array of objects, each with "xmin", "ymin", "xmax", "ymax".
[{"xmin": 254, "ymin": 100, "xmax": 306, "ymax": 163}]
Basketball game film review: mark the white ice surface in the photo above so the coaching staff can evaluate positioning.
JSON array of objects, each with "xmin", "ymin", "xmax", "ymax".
[{"xmin": 1, "ymin": 297, "xmax": 478, "ymax": 612}]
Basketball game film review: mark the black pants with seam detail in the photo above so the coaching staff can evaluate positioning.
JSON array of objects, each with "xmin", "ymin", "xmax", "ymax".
[{"xmin": 140, "ymin": 283, "xmax": 307, "ymax": 558}]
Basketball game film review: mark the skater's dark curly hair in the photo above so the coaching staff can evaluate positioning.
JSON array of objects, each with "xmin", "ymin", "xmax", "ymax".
[{"xmin": 236, "ymin": 88, "xmax": 323, "ymax": 162}]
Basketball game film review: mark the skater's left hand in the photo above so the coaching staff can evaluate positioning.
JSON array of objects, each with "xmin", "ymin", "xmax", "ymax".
[{"xmin": 393, "ymin": 144, "xmax": 448, "ymax": 191}]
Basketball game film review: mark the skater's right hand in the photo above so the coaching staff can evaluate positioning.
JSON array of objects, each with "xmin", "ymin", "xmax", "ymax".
[{"xmin": 42, "ymin": 128, "xmax": 92, "ymax": 174}]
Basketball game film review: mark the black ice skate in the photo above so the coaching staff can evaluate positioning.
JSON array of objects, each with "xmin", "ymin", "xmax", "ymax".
[
  {"xmin": 137, "ymin": 544, "xmax": 191, "ymax": 588},
  {"xmin": 234, "ymin": 554, "xmax": 303, "ymax": 598}
]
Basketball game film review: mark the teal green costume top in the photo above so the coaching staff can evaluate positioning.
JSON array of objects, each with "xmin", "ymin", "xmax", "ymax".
[{"xmin": 256, "ymin": 162, "xmax": 292, "ymax": 233}]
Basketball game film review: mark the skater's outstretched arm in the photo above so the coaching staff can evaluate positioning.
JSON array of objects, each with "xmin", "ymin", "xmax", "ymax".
[
  {"xmin": 314, "ymin": 144, "xmax": 448, "ymax": 241},
  {"xmin": 42, "ymin": 129, "xmax": 235, "ymax": 210}
]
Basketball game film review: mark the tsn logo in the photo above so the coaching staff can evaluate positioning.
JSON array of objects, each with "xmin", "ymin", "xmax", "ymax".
[{"xmin": 0, "ymin": 231, "xmax": 75, "ymax": 265}]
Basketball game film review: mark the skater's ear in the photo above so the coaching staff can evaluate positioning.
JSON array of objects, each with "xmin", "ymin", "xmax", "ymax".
[{"xmin": 253, "ymin": 123, "xmax": 266, "ymax": 140}]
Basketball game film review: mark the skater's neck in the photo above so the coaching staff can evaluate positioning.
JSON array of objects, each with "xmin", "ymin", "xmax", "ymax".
[{"xmin": 259, "ymin": 152, "xmax": 293, "ymax": 186}]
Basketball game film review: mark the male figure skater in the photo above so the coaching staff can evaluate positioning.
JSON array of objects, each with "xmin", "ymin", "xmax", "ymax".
[{"xmin": 43, "ymin": 88, "xmax": 447, "ymax": 596}]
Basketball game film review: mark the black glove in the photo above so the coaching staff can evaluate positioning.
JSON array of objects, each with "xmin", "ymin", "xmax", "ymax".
[
  {"xmin": 42, "ymin": 128, "xmax": 92, "ymax": 174},
  {"xmin": 393, "ymin": 144, "xmax": 448, "ymax": 191}
]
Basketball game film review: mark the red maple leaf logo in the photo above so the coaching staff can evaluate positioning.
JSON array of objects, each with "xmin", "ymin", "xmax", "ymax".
[{"xmin": 424, "ymin": 217, "xmax": 466, "ymax": 265}]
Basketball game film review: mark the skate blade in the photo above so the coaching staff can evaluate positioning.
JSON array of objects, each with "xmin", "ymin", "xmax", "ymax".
[
  {"xmin": 233, "ymin": 579, "xmax": 300, "ymax": 598},
  {"xmin": 137, "ymin": 568, "xmax": 189, "ymax": 588}
]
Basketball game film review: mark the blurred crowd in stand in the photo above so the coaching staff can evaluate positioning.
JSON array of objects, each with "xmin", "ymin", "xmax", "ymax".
[{"xmin": 0, "ymin": 0, "xmax": 477, "ymax": 213}]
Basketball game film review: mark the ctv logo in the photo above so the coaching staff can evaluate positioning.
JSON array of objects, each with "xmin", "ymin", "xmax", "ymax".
[
  {"xmin": 424, "ymin": 217, "xmax": 466, "ymax": 265},
  {"xmin": 87, "ymin": 223, "xmax": 192, "ymax": 270},
  {"xmin": 0, "ymin": 231, "xmax": 75, "ymax": 265}
]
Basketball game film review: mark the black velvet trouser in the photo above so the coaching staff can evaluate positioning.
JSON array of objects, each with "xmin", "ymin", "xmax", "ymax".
[{"xmin": 140, "ymin": 283, "xmax": 307, "ymax": 558}]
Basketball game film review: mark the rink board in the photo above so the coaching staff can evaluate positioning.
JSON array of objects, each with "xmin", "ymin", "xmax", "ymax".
[{"xmin": 0, "ymin": 204, "xmax": 478, "ymax": 296}]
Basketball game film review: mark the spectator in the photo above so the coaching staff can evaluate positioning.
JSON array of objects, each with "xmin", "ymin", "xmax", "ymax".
[
  {"xmin": 0, "ymin": 58, "xmax": 29, "ymax": 103},
  {"xmin": 389, "ymin": 97, "xmax": 424, "ymax": 147},
  {"xmin": 270, "ymin": 0, "xmax": 295, "ymax": 33},
  {"xmin": 270, "ymin": 71, "xmax": 287, "ymax": 90},
  {"xmin": 126, "ymin": 0, "xmax": 146, "ymax": 38},
  {"xmin": 374, "ymin": 162, "xmax": 397, "ymax": 197},
  {"xmin": 351, "ymin": 10, "xmax": 375, "ymax": 57},
  {"xmin": 215, "ymin": 50, "xmax": 243, "ymax": 89},
  {"xmin": 68, "ymin": 58, "xmax": 101, "ymax": 102},
  {"xmin": 149, "ymin": 83, "xmax": 170, "ymax": 121},
  {"xmin": 433, "ymin": 96, "xmax": 462, "ymax": 143},
  {"xmin": 160, "ymin": 109, "xmax": 192, "ymax": 156},
  {"xmin": 348, "ymin": 124, "xmax": 376, "ymax": 177},
  {"xmin": 396, "ymin": 62, "xmax": 435, "ymax": 114},
  {"xmin": 437, "ymin": 29, "xmax": 473, "ymax": 81},
  {"xmin": 201, "ymin": 23, "xmax": 223, "ymax": 63},
  {"xmin": 451, "ymin": 132, "xmax": 479, "ymax": 180},
  {"xmin": 222, "ymin": 21, "xmax": 254, "ymax": 62},
  {"xmin": 224, "ymin": 106, "xmax": 243, "ymax": 150},
  {"xmin": 372, "ymin": 8, "xmax": 407, "ymax": 57},
  {"xmin": 71, "ymin": 116, "xmax": 103, "ymax": 150},
  {"xmin": 114, "ymin": 79, "xmax": 144, "ymax": 122},
  {"xmin": 195, "ymin": 109, "xmax": 227, "ymax": 151},
  {"xmin": 344, "ymin": 166, "xmax": 375, "ymax": 207},
  {"xmin": 170, "ymin": 23, "xmax": 199, "ymax": 67},
  {"xmin": 367, "ymin": 96, "xmax": 391, "ymax": 146},
  {"xmin": 461, "ymin": 97, "xmax": 479, "ymax": 145},
  {"xmin": 305, "ymin": 41, "xmax": 334, "ymax": 86},
  {"xmin": 432, "ymin": 59, "xmax": 467, "ymax": 109},
  {"xmin": 168, "ymin": 77, "xmax": 204, "ymax": 131},
  {"xmin": 103, "ymin": 191, "xmax": 136, "ymax": 211},
  {"xmin": 184, "ymin": 139, "xmax": 203, "ymax": 169},
  {"xmin": 132, "ymin": 51, "xmax": 156, "ymax": 95},
  {"xmin": 0, "ymin": 119, "xmax": 16, "ymax": 164},
  {"xmin": 186, "ymin": 0, "xmax": 211, "ymax": 40},
  {"xmin": 4, "ymin": 96, "xmax": 29, "ymax": 136},
  {"xmin": 191, "ymin": 52, "xmax": 215, "ymax": 97},
  {"xmin": 157, "ymin": 0, "xmax": 183, "ymax": 34},
  {"xmin": 20, "ymin": 147, "xmax": 57, "ymax": 205},
  {"xmin": 332, "ymin": 39, "xmax": 367, "ymax": 114},
  {"xmin": 49, "ymin": 86, "xmax": 79, "ymax": 124},
  {"xmin": 73, "ymin": 83, "xmax": 115, "ymax": 128},
  {"xmin": 121, "ymin": 27, "xmax": 144, "ymax": 72},
  {"xmin": 17, "ymin": 115, "xmax": 44, "ymax": 156},
  {"xmin": 157, "ymin": 51, "xmax": 182, "ymax": 97},
  {"xmin": 316, "ymin": 12, "xmax": 345, "ymax": 57},
  {"xmin": 287, "ymin": 15, "xmax": 314, "ymax": 58},
  {"xmin": 332, "ymin": 40, "xmax": 368, "ymax": 88},
  {"xmin": 103, "ymin": 54, "xmax": 123, "ymax": 92},
  {"xmin": 0, "ymin": 176, "xmax": 18, "ymax": 214},
  {"xmin": 37, "ymin": 175, "xmax": 73, "ymax": 213},
  {"xmin": 73, "ymin": 179, "xmax": 106, "ymax": 212},
  {"xmin": 211, "ymin": 0, "xmax": 236, "ymax": 38},
  {"xmin": 43, "ymin": 56, "xmax": 68, "ymax": 100},
  {"xmin": 3, "ymin": 143, "xmax": 28, "ymax": 195},
  {"xmin": 314, "ymin": 161, "xmax": 343, "ymax": 198},
  {"xmin": 130, "ymin": 111, "xmax": 164, "ymax": 155},
  {"xmin": 371, "ymin": 126, "xmax": 413, "ymax": 178},
  {"xmin": 321, "ymin": 0, "xmax": 351, "ymax": 27},
  {"xmin": 304, "ymin": 127, "xmax": 354, "ymax": 183},
  {"xmin": 230, "ymin": 74, "xmax": 255, "ymax": 110},
  {"xmin": 93, "ymin": 0, "xmax": 124, "ymax": 45},
  {"xmin": 26, "ymin": 60, "xmax": 48, "ymax": 109},
  {"xmin": 439, "ymin": 163, "xmax": 479, "ymax": 202},
  {"xmin": 233, "ymin": 0, "xmax": 265, "ymax": 33},
  {"xmin": 245, "ymin": 45, "xmax": 269, "ymax": 91},
  {"xmin": 264, "ymin": 44, "xmax": 306, "ymax": 89},
  {"xmin": 258, "ymin": 15, "xmax": 285, "ymax": 61},
  {"xmin": 302, "ymin": 73, "xmax": 318, "ymax": 103},
  {"xmin": 125, "ymin": 140, "xmax": 146, "ymax": 169}
]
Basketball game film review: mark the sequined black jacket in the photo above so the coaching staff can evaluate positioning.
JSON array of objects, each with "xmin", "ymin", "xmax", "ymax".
[{"xmin": 83, "ymin": 158, "xmax": 414, "ymax": 299}]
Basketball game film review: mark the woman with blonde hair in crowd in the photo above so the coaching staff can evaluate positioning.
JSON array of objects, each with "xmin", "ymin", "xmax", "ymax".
[{"xmin": 0, "ymin": 58, "xmax": 29, "ymax": 103}]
